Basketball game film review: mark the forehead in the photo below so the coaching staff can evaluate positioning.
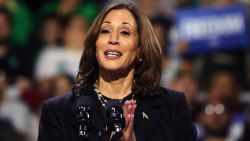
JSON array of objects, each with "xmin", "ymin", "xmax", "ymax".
[{"xmin": 102, "ymin": 9, "xmax": 137, "ymax": 26}]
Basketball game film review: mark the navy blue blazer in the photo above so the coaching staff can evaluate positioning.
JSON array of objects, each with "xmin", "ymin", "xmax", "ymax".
[{"xmin": 38, "ymin": 87, "xmax": 197, "ymax": 141}]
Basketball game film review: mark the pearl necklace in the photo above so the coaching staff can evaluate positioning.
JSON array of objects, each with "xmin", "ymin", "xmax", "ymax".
[
  {"xmin": 93, "ymin": 82, "xmax": 133, "ymax": 108},
  {"xmin": 94, "ymin": 83, "xmax": 108, "ymax": 107}
]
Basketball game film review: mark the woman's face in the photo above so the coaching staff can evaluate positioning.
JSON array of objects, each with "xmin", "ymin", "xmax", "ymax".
[{"xmin": 96, "ymin": 9, "xmax": 139, "ymax": 72}]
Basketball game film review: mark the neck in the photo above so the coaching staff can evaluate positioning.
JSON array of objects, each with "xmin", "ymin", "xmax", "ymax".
[{"xmin": 97, "ymin": 68, "xmax": 134, "ymax": 99}]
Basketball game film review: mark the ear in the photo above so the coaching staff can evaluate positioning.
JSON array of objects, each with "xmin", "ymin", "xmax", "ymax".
[
  {"xmin": 136, "ymin": 46, "xmax": 143, "ymax": 64},
  {"xmin": 136, "ymin": 46, "xmax": 141, "ymax": 59}
]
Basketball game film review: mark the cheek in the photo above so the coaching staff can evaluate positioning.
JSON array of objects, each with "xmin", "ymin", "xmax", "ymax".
[
  {"xmin": 129, "ymin": 48, "xmax": 137, "ymax": 58},
  {"xmin": 96, "ymin": 35, "xmax": 107, "ymax": 50},
  {"xmin": 96, "ymin": 38, "xmax": 104, "ymax": 54},
  {"xmin": 95, "ymin": 37, "xmax": 106, "ymax": 63},
  {"xmin": 126, "ymin": 41, "xmax": 138, "ymax": 57},
  {"xmin": 125, "ymin": 47, "xmax": 138, "ymax": 64}
]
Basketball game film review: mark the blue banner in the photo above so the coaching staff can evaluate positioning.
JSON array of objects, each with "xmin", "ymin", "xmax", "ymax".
[{"xmin": 175, "ymin": 4, "xmax": 249, "ymax": 55}]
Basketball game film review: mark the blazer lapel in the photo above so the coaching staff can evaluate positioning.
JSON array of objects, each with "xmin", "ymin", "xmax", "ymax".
[{"xmin": 134, "ymin": 95, "xmax": 163, "ymax": 141}]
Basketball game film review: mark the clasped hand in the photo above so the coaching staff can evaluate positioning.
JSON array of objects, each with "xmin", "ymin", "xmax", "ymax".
[{"xmin": 120, "ymin": 100, "xmax": 137, "ymax": 141}]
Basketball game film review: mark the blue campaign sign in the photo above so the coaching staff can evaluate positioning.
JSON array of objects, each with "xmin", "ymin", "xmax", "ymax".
[{"xmin": 176, "ymin": 4, "xmax": 249, "ymax": 55}]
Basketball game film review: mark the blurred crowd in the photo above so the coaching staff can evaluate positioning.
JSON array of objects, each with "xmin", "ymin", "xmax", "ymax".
[{"xmin": 0, "ymin": 0, "xmax": 249, "ymax": 141}]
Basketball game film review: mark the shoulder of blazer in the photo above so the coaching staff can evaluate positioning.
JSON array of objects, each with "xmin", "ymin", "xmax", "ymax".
[
  {"xmin": 135, "ymin": 87, "xmax": 186, "ymax": 109},
  {"xmin": 133, "ymin": 87, "xmax": 188, "ymax": 140},
  {"xmin": 44, "ymin": 93, "xmax": 75, "ymax": 107},
  {"xmin": 157, "ymin": 87, "xmax": 191, "ymax": 120},
  {"xmin": 159, "ymin": 87, "xmax": 197, "ymax": 140},
  {"xmin": 42, "ymin": 93, "xmax": 76, "ymax": 117},
  {"xmin": 158, "ymin": 87, "xmax": 186, "ymax": 106}
]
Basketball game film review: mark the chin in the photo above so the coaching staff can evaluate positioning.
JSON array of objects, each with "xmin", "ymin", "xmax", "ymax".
[
  {"xmin": 102, "ymin": 66, "xmax": 123, "ymax": 71},
  {"xmin": 99, "ymin": 61, "xmax": 135, "ymax": 73},
  {"xmin": 100, "ymin": 63, "xmax": 131, "ymax": 72},
  {"xmin": 100, "ymin": 61, "xmax": 122, "ymax": 69}
]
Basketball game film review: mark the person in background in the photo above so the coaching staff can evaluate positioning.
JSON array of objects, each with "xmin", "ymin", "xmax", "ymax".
[
  {"xmin": 198, "ymin": 70, "xmax": 246, "ymax": 141},
  {"xmin": 22, "ymin": 15, "xmax": 89, "ymax": 122},
  {"xmin": 0, "ymin": 70, "xmax": 32, "ymax": 141},
  {"xmin": 22, "ymin": 14, "xmax": 89, "ymax": 121},
  {"xmin": 34, "ymin": 13, "xmax": 62, "ymax": 51},
  {"xmin": 170, "ymin": 71, "xmax": 200, "ymax": 121},
  {"xmin": 36, "ymin": 0, "xmax": 99, "ymax": 26},
  {"xmin": 206, "ymin": 71, "xmax": 240, "ymax": 110},
  {"xmin": 0, "ymin": 117, "xmax": 21, "ymax": 141},
  {"xmin": 197, "ymin": 98, "xmax": 233, "ymax": 141},
  {"xmin": 52, "ymin": 74, "xmax": 74, "ymax": 97},
  {"xmin": 34, "ymin": 14, "xmax": 88, "ymax": 81},
  {"xmin": 0, "ymin": 0, "xmax": 33, "ymax": 47},
  {"xmin": 0, "ymin": 6, "xmax": 32, "ymax": 84}
]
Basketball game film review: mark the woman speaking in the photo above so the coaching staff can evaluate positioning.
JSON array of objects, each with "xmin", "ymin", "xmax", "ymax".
[{"xmin": 38, "ymin": 2, "xmax": 196, "ymax": 141}]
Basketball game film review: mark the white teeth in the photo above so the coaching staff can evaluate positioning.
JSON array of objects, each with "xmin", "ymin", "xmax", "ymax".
[{"xmin": 105, "ymin": 51, "xmax": 121, "ymax": 57}]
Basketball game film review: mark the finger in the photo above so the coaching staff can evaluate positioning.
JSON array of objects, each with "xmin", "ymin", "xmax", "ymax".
[
  {"xmin": 126, "ymin": 104, "xmax": 136, "ymax": 130},
  {"xmin": 131, "ymin": 100, "xmax": 136, "ymax": 105},
  {"xmin": 128, "ymin": 114, "xmax": 134, "ymax": 133},
  {"xmin": 127, "ymin": 103, "xmax": 132, "ymax": 114},
  {"xmin": 130, "ymin": 100, "xmax": 137, "ymax": 114},
  {"xmin": 123, "ymin": 100, "xmax": 132, "ymax": 126},
  {"xmin": 125, "ymin": 100, "xmax": 134, "ymax": 116},
  {"xmin": 124, "ymin": 103, "xmax": 137, "ymax": 130},
  {"xmin": 130, "ymin": 102, "xmax": 137, "ymax": 115},
  {"xmin": 123, "ymin": 100, "xmax": 131, "ymax": 117},
  {"xmin": 125, "ymin": 101, "xmax": 137, "ymax": 129},
  {"xmin": 124, "ymin": 114, "xmax": 135, "ymax": 139},
  {"xmin": 125, "ymin": 105, "xmax": 132, "ymax": 126},
  {"xmin": 122, "ymin": 101, "xmax": 137, "ymax": 141}
]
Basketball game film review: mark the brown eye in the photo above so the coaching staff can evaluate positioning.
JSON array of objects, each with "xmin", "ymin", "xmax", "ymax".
[
  {"xmin": 100, "ymin": 29, "xmax": 110, "ymax": 34},
  {"xmin": 121, "ymin": 31, "xmax": 130, "ymax": 36}
]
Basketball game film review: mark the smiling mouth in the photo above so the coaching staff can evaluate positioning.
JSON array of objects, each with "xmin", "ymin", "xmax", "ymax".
[{"xmin": 104, "ymin": 50, "xmax": 122, "ymax": 57}]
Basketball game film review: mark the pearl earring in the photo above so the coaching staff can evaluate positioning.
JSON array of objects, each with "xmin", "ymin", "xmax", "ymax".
[{"xmin": 137, "ymin": 58, "xmax": 142, "ymax": 63}]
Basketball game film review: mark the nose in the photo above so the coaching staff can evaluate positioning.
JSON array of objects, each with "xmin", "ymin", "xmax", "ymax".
[
  {"xmin": 108, "ymin": 31, "xmax": 119, "ymax": 45},
  {"xmin": 108, "ymin": 40, "xmax": 119, "ymax": 45}
]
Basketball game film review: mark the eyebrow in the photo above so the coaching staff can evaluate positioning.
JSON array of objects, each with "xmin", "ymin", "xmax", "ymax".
[
  {"xmin": 122, "ymin": 22, "xmax": 132, "ymax": 26},
  {"xmin": 102, "ymin": 21, "xmax": 133, "ymax": 26},
  {"xmin": 103, "ymin": 21, "xmax": 111, "ymax": 24}
]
